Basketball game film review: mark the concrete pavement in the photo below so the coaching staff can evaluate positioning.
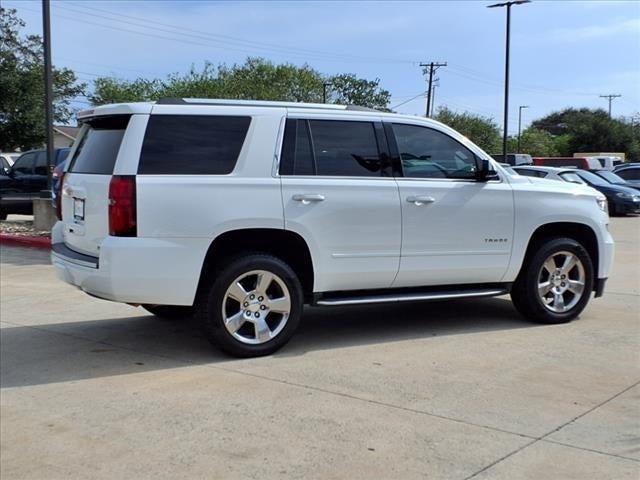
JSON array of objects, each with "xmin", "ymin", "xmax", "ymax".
[{"xmin": 1, "ymin": 217, "xmax": 639, "ymax": 479}]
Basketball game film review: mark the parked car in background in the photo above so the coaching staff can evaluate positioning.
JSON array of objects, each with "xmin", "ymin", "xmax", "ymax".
[
  {"xmin": 491, "ymin": 153, "xmax": 532, "ymax": 166},
  {"xmin": 0, "ymin": 153, "xmax": 21, "ymax": 168},
  {"xmin": 498, "ymin": 163, "xmax": 518, "ymax": 175},
  {"xmin": 533, "ymin": 157, "xmax": 603, "ymax": 170},
  {"xmin": 51, "ymin": 98, "xmax": 614, "ymax": 357},
  {"xmin": 591, "ymin": 169, "xmax": 640, "ymax": 193},
  {"xmin": 585, "ymin": 156, "xmax": 618, "ymax": 170},
  {"xmin": 0, "ymin": 148, "xmax": 70, "ymax": 219},
  {"xmin": 613, "ymin": 164, "xmax": 640, "ymax": 189},
  {"xmin": 613, "ymin": 162, "xmax": 640, "ymax": 172},
  {"xmin": 512, "ymin": 166, "xmax": 587, "ymax": 185},
  {"xmin": 572, "ymin": 170, "xmax": 640, "ymax": 216}
]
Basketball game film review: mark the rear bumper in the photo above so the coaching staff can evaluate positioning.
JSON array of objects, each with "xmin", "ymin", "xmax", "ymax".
[{"xmin": 50, "ymin": 222, "xmax": 211, "ymax": 306}]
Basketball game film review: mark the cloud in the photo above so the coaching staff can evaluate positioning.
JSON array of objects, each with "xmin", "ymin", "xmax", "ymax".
[{"xmin": 545, "ymin": 18, "xmax": 640, "ymax": 43}]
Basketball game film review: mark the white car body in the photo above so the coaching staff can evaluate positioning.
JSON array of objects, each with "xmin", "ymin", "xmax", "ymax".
[{"xmin": 51, "ymin": 99, "xmax": 614, "ymax": 309}]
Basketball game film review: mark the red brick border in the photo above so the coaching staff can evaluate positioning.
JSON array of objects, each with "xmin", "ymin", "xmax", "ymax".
[{"xmin": 0, "ymin": 234, "xmax": 51, "ymax": 249}]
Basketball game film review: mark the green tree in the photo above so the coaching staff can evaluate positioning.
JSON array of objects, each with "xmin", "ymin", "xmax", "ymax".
[
  {"xmin": 327, "ymin": 73, "xmax": 391, "ymax": 110},
  {"xmin": 434, "ymin": 107, "xmax": 501, "ymax": 153},
  {"xmin": 0, "ymin": 8, "xmax": 86, "ymax": 151},
  {"xmin": 532, "ymin": 107, "xmax": 636, "ymax": 160},
  {"xmin": 88, "ymin": 58, "xmax": 392, "ymax": 110},
  {"xmin": 507, "ymin": 127, "xmax": 558, "ymax": 156}
]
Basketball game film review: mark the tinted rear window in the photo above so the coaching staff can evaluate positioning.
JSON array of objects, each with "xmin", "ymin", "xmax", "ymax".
[
  {"xmin": 138, "ymin": 115, "xmax": 251, "ymax": 175},
  {"xmin": 69, "ymin": 116, "xmax": 131, "ymax": 175}
]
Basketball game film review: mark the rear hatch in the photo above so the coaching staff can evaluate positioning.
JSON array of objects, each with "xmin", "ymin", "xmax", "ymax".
[{"xmin": 62, "ymin": 115, "xmax": 131, "ymax": 257}]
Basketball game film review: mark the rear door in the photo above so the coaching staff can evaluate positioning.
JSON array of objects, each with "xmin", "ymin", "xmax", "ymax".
[
  {"xmin": 280, "ymin": 116, "xmax": 402, "ymax": 292},
  {"xmin": 62, "ymin": 115, "xmax": 132, "ymax": 256}
]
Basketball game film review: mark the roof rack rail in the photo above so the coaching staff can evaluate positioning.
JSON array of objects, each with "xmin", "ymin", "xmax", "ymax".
[{"xmin": 155, "ymin": 97, "xmax": 380, "ymax": 112}]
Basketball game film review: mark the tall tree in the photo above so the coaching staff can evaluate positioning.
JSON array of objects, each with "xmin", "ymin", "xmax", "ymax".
[
  {"xmin": 327, "ymin": 73, "xmax": 391, "ymax": 110},
  {"xmin": 532, "ymin": 107, "xmax": 636, "ymax": 159},
  {"xmin": 88, "ymin": 58, "xmax": 392, "ymax": 110},
  {"xmin": 0, "ymin": 8, "xmax": 86, "ymax": 151},
  {"xmin": 434, "ymin": 107, "xmax": 501, "ymax": 153}
]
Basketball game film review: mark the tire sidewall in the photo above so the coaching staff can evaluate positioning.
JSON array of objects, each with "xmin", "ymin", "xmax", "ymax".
[
  {"xmin": 523, "ymin": 237, "xmax": 594, "ymax": 323},
  {"xmin": 200, "ymin": 254, "xmax": 303, "ymax": 357}
]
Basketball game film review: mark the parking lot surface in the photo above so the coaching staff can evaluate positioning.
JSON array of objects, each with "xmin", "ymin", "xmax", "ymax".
[{"xmin": 1, "ymin": 218, "xmax": 639, "ymax": 479}]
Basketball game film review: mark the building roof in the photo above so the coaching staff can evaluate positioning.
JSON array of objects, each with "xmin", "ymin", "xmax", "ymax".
[{"xmin": 53, "ymin": 125, "xmax": 80, "ymax": 140}]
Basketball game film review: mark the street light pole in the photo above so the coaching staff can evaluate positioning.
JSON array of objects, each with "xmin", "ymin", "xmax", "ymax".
[
  {"xmin": 517, "ymin": 105, "xmax": 528, "ymax": 153},
  {"xmin": 488, "ymin": 0, "xmax": 530, "ymax": 161},
  {"xmin": 42, "ymin": 0, "xmax": 54, "ymax": 191}
]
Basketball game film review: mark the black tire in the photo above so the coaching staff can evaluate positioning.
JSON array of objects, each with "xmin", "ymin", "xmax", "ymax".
[
  {"xmin": 196, "ymin": 254, "xmax": 303, "ymax": 357},
  {"xmin": 142, "ymin": 304, "xmax": 195, "ymax": 319},
  {"xmin": 0, "ymin": 210, "xmax": 7, "ymax": 221},
  {"xmin": 511, "ymin": 237, "xmax": 594, "ymax": 324}
]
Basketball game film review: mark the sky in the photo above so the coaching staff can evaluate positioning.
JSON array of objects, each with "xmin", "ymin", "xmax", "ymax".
[{"xmin": 5, "ymin": 0, "xmax": 640, "ymax": 133}]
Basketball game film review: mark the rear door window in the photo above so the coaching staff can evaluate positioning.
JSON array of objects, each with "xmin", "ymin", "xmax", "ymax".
[
  {"xmin": 69, "ymin": 116, "xmax": 131, "ymax": 175},
  {"xmin": 309, "ymin": 120, "xmax": 384, "ymax": 177},
  {"xmin": 139, "ymin": 115, "xmax": 251, "ymax": 175}
]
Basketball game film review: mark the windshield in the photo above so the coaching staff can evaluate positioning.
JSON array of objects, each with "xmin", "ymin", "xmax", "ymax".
[
  {"xmin": 596, "ymin": 170, "xmax": 625, "ymax": 184},
  {"xmin": 576, "ymin": 170, "xmax": 610, "ymax": 186}
]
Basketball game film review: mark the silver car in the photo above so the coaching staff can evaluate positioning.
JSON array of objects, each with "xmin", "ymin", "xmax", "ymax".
[{"xmin": 512, "ymin": 166, "xmax": 586, "ymax": 185}]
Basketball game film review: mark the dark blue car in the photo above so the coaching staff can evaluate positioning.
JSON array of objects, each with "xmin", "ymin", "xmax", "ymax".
[
  {"xmin": 0, "ymin": 148, "xmax": 70, "ymax": 219},
  {"xmin": 574, "ymin": 170, "xmax": 640, "ymax": 216}
]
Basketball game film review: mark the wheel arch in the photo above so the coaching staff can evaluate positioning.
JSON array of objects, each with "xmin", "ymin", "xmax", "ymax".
[
  {"xmin": 520, "ymin": 222, "xmax": 599, "ymax": 284},
  {"xmin": 196, "ymin": 228, "xmax": 315, "ymax": 302}
]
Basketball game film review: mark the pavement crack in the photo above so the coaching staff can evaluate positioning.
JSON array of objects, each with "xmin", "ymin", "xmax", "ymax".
[{"xmin": 463, "ymin": 380, "xmax": 640, "ymax": 479}]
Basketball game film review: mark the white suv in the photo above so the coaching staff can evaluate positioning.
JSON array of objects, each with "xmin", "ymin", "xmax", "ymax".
[{"xmin": 52, "ymin": 99, "xmax": 614, "ymax": 357}]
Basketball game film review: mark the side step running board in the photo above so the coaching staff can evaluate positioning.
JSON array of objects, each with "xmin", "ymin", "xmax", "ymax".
[{"xmin": 316, "ymin": 288, "xmax": 509, "ymax": 306}]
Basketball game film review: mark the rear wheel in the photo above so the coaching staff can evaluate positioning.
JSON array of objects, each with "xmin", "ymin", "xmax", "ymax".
[
  {"xmin": 142, "ymin": 305, "xmax": 194, "ymax": 319},
  {"xmin": 196, "ymin": 254, "xmax": 303, "ymax": 357},
  {"xmin": 511, "ymin": 237, "xmax": 593, "ymax": 324},
  {"xmin": 0, "ymin": 210, "xmax": 7, "ymax": 220}
]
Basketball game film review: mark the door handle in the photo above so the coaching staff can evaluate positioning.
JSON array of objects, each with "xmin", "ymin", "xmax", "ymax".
[
  {"xmin": 292, "ymin": 194, "xmax": 325, "ymax": 204},
  {"xmin": 406, "ymin": 195, "xmax": 435, "ymax": 205}
]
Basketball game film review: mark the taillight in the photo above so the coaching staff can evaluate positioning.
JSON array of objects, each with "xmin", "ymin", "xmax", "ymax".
[
  {"xmin": 55, "ymin": 172, "xmax": 65, "ymax": 221},
  {"xmin": 108, "ymin": 175, "xmax": 137, "ymax": 237}
]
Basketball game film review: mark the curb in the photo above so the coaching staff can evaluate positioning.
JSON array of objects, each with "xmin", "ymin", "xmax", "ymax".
[{"xmin": 0, "ymin": 234, "xmax": 51, "ymax": 249}]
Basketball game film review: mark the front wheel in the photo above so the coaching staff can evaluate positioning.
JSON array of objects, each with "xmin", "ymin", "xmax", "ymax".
[
  {"xmin": 196, "ymin": 254, "xmax": 303, "ymax": 357},
  {"xmin": 511, "ymin": 237, "xmax": 594, "ymax": 324}
]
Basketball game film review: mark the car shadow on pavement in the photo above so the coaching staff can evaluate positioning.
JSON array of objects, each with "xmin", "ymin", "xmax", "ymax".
[{"xmin": 0, "ymin": 296, "xmax": 540, "ymax": 389}]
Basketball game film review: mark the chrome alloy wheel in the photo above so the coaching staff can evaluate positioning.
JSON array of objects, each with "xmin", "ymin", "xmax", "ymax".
[
  {"xmin": 222, "ymin": 270, "xmax": 291, "ymax": 345},
  {"xmin": 537, "ymin": 251, "xmax": 586, "ymax": 313}
]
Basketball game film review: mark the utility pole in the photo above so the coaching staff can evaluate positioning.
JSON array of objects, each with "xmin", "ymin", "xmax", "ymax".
[
  {"xmin": 600, "ymin": 94, "xmax": 621, "ymax": 118},
  {"xmin": 322, "ymin": 82, "xmax": 332, "ymax": 104},
  {"xmin": 517, "ymin": 105, "xmax": 528, "ymax": 153},
  {"xmin": 42, "ymin": 0, "xmax": 54, "ymax": 191},
  {"xmin": 419, "ymin": 62, "xmax": 446, "ymax": 117}
]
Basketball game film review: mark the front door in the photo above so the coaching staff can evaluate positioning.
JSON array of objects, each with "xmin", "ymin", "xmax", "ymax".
[{"xmin": 387, "ymin": 122, "xmax": 514, "ymax": 287}]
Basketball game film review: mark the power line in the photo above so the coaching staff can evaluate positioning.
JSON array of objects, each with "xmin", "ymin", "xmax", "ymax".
[
  {"xmin": 63, "ymin": 1, "xmax": 416, "ymax": 65},
  {"xmin": 419, "ymin": 62, "xmax": 447, "ymax": 118}
]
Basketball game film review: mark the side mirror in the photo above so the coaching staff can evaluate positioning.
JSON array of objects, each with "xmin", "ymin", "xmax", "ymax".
[
  {"xmin": 476, "ymin": 159, "xmax": 500, "ymax": 182},
  {"xmin": 0, "ymin": 167, "xmax": 8, "ymax": 176}
]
